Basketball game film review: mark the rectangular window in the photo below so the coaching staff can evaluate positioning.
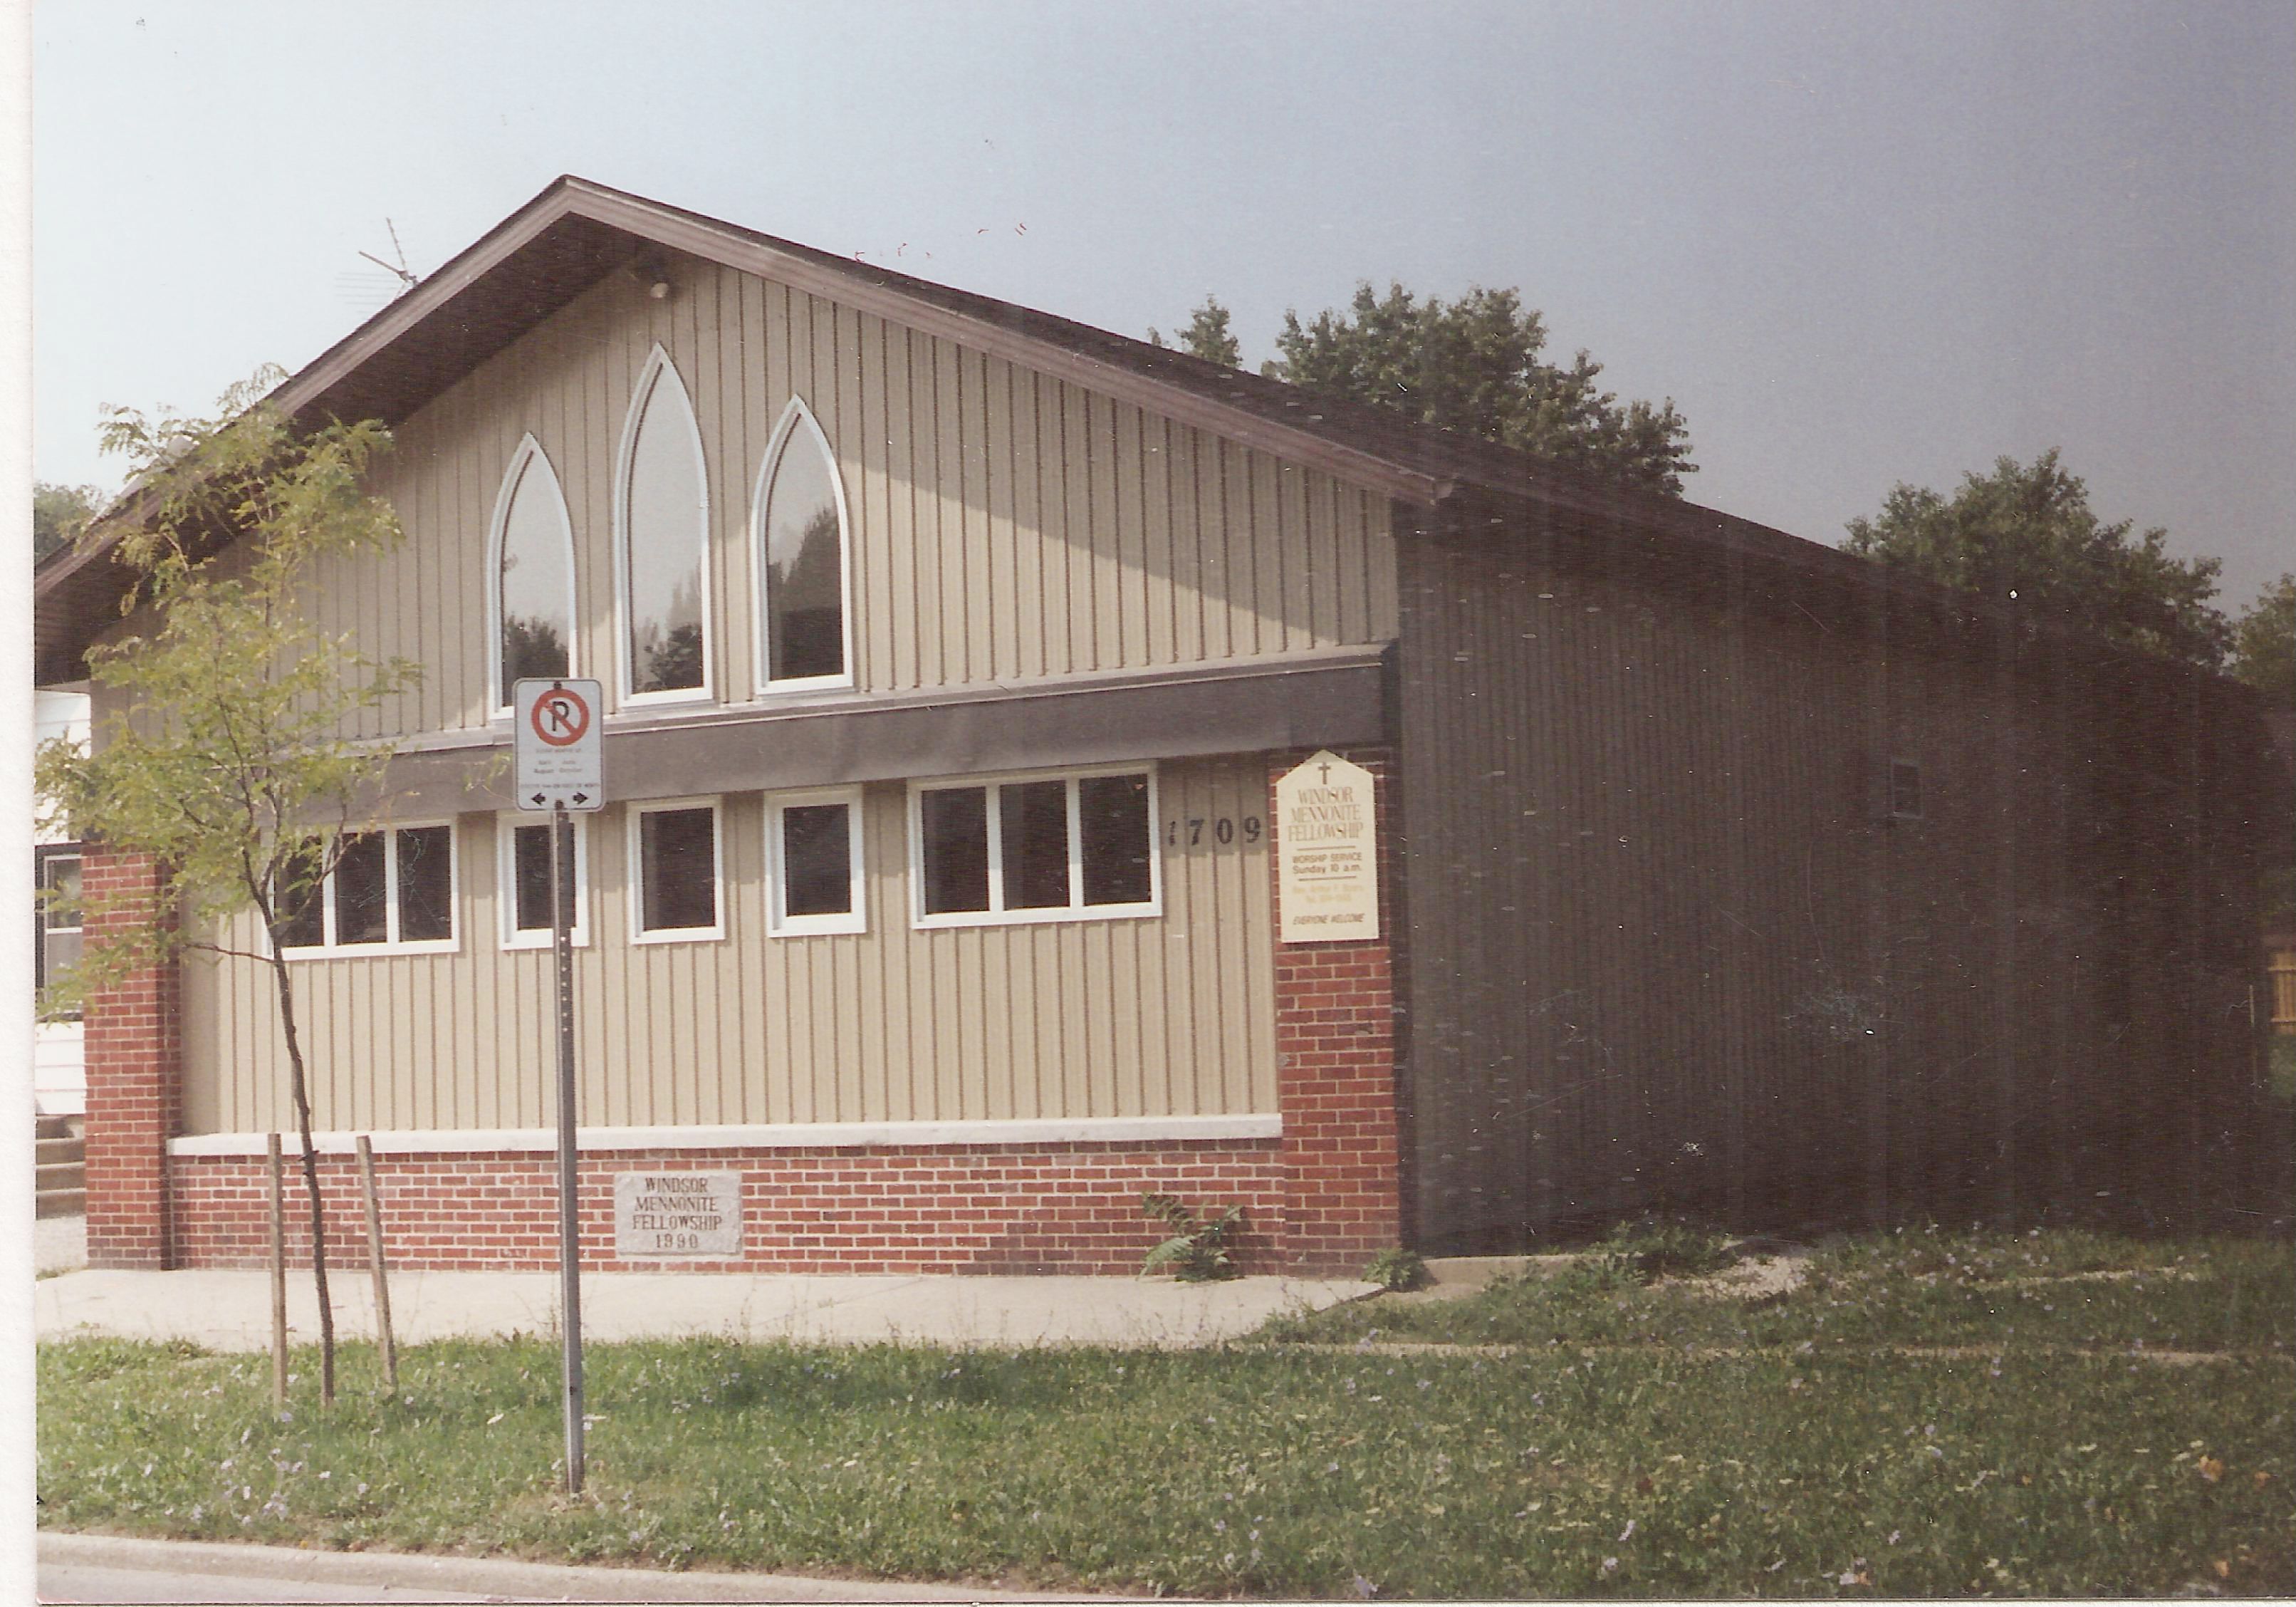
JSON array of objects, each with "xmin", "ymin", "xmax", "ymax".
[
  {"xmin": 279, "ymin": 823, "xmax": 459, "ymax": 956},
  {"xmin": 911, "ymin": 765, "xmax": 1160, "ymax": 927},
  {"xmin": 35, "ymin": 847, "xmax": 83, "ymax": 1020},
  {"xmin": 919, "ymin": 786, "xmax": 989, "ymax": 916},
  {"xmin": 335, "ymin": 833, "xmax": 390, "ymax": 945},
  {"xmin": 630, "ymin": 799, "xmax": 723, "ymax": 942},
  {"xmin": 499, "ymin": 814, "xmax": 590, "ymax": 948},
  {"xmin": 1889, "ymin": 759, "xmax": 1924, "ymax": 821},
  {"xmin": 765, "ymin": 788, "xmax": 865, "ymax": 935}
]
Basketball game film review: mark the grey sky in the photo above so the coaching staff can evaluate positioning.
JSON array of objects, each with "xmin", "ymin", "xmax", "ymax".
[{"xmin": 31, "ymin": 0, "xmax": 2295, "ymax": 609}]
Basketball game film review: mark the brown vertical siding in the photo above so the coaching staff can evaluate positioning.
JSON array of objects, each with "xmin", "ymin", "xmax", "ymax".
[{"xmin": 1395, "ymin": 514, "xmax": 2280, "ymax": 1247}]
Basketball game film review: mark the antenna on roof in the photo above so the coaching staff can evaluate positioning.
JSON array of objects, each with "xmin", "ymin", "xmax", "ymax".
[{"xmin": 356, "ymin": 219, "xmax": 419, "ymax": 296}]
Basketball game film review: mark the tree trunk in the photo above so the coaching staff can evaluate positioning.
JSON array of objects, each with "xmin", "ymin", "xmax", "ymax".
[{"xmin": 266, "ymin": 949, "xmax": 335, "ymax": 1406}]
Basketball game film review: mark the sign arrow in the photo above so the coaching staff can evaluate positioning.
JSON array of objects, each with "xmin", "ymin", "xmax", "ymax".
[
  {"xmin": 531, "ymin": 792, "xmax": 548, "ymax": 807},
  {"xmin": 571, "ymin": 791, "xmax": 590, "ymax": 806}
]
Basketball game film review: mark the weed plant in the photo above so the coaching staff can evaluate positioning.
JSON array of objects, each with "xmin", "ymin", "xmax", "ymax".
[{"xmin": 38, "ymin": 1230, "xmax": 2295, "ymax": 1598}]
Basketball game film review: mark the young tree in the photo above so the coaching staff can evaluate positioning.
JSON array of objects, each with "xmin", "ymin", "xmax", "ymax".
[
  {"xmin": 1261, "ymin": 282, "xmax": 1696, "ymax": 497},
  {"xmin": 1147, "ymin": 296, "xmax": 1243, "ymax": 368},
  {"xmin": 1844, "ymin": 450, "xmax": 2232, "ymax": 671},
  {"xmin": 36, "ymin": 373, "xmax": 414, "ymax": 1406}
]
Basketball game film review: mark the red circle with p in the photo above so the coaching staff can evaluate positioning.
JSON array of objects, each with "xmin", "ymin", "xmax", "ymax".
[{"xmin": 531, "ymin": 688, "xmax": 590, "ymax": 747}]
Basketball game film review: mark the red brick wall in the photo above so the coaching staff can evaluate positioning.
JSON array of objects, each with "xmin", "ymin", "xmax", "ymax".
[
  {"xmin": 1269, "ymin": 749, "xmax": 1405, "ymax": 1272},
  {"xmin": 169, "ymin": 1139, "xmax": 1283, "ymax": 1275},
  {"xmin": 81, "ymin": 848, "xmax": 182, "ymax": 1269}
]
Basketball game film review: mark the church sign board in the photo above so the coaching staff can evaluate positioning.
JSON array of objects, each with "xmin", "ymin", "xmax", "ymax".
[{"xmin": 1275, "ymin": 751, "xmax": 1379, "ymax": 944}]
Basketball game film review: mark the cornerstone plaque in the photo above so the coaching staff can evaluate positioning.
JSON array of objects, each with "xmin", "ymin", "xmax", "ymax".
[
  {"xmin": 1275, "ymin": 750, "xmax": 1379, "ymax": 943},
  {"xmin": 613, "ymin": 1170, "xmax": 744, "ymax": 1259}
]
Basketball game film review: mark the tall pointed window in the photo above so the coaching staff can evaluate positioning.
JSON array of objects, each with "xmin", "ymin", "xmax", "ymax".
[
  {"xmin": 753, "ymin": 397, "xmax": 851, "ymax": 689},
  {"xmin": 489, "ymin": 436, "xmax": 576, "ymax": 712},
  {"xmin": 616, "ymin": 346, "xmax": 711, "ymax": 701}
]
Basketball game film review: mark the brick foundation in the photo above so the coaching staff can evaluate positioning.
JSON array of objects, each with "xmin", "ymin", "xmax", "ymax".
[
  {"xmin": 169, "ymin": 1139, "xmax": 1283, "ymax": 1275},
  {"xmin": 82, "ymin": 848, "xmax": 181, "ymax": 1270},
  {"xmin": 1270, "ymin": 749, "xmax": 1406, "ymax": 1272}
]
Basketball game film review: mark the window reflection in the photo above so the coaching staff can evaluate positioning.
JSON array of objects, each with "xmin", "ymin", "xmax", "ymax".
[
  {"xmin": 760, "ymin": 406, "xmax": 846, "ymax": 683},
  {"xmin": 496, "ymin": 445, "xmax": 573, "ymax": 700},
  {"xmin": 623, "ymin": 356, "xmax": 707, "ymax": 695}
]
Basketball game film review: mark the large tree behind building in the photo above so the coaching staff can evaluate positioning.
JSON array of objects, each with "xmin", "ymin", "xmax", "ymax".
[
  {"xmin": 1147, "ymin": 297, "xmax": 1241, "ymax": 368},
  {"xmin": 1149, "ymin": 286, "xmax": 1696, "ymax": 497},
  {"xmin": 35, "ymin": 481, "xmax": 104, "ymax": 565},
  {"xmin": 2230, "ymin": 573, "xmax": 2294, "ymax": 698},
  {"xmin": 36, "ymin": 373, "xmax": 415, "ymax": 1406},
  {"xmin": 1843, "ymin": 450, "xmax": 2232, "ymax": 672},
  {"xmin": 1265, "ymin": 284, "xmax": 1695, "ymax": 497}
]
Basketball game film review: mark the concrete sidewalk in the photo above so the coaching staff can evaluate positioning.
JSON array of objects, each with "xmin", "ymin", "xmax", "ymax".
[{"xmin": 37, "ymin": 1265, "xmax": 1374, "ymax": 1352}]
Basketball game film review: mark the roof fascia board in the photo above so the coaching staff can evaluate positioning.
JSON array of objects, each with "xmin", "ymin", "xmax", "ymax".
[
  {"xmin": 556, "ymin": 184, "xmax": 1446, "ymax": 509},
  {"xmin": 268, "ymin": 183, "xmax": 593, "ymax": 422}
]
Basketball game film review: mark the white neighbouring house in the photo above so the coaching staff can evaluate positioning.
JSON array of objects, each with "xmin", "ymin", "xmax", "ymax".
[{"xmin": 35, "ymin": 686, "xmax": 89, "ymax": 1118}]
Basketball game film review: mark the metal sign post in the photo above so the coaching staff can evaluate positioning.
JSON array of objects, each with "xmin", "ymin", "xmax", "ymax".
[
  {"xmin": 513, "ymin": 680, "xmax": 603, "ymax": 1494},
  {"xmin": 549, "ymin": 801, "xmax": 583, "ymax": 1492}
]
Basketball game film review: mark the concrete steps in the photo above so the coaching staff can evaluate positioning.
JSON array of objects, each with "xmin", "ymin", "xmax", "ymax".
[{"xmin": 36, "ymin": 1115, "xmax": 84, "ymax": 1219}]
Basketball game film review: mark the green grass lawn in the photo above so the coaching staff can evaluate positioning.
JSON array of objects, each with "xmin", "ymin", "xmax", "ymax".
[{"xmin": 38, "ymin": 1229, "xmax": 2295, "ymax": 1598}]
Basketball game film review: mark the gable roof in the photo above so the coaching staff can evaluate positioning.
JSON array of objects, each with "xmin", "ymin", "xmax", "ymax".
[{"xmin": 29, "ymin": 175, "xmax": 1980, "ymax": 682}]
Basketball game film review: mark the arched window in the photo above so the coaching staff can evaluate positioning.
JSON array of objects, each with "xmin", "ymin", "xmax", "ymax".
[
  {"xmin": 752, "ymin": 396, "xmax": 852, "ymax": 689},
  {"xmin": 487, "ymin": 435, "xmax": 576, "ymax": 712},
  {"xmin": 615, "ymin": 345, "xmax": 711, "ymax": 701}
]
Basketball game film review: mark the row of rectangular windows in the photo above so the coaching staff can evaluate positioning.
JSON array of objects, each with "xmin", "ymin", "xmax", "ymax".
[{"xmin": 275, "ymin": 764, "xmax": 1162, "ymax": 958}]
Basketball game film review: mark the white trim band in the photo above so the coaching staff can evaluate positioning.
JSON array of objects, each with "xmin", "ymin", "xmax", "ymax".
[{"xmin": 168, "ymin": 1113, "xmax": 1283, "ymax": 1158}]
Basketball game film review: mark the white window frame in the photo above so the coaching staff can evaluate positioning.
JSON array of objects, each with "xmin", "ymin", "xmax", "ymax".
[
  {"xmin": 278, "ymin": 821, "xmax": 461, "ymax": 959},
  {"xmin": 484, "ymin": 434, "xmax": 580, "ymax": 717},
  {"xmin": 750, "ymin": 395, "xmax": 857, "ymax": 696},
  {"xmin": 612, "ymin": 344, "xmax": 714, "ymax": 709},
  {"xmin": 36, "ymin": 844, "xmax": 83, "ymax": 1019},
  {"xmin": 625, "ymin": 796, "xmax": 726, "ymax": 945},
  {"xmin": 907, "ymin": 762, "xmax": 1162, "ymax": 930},
  {"xmin": 496, "ymin": 812, "xmax": 592, "ymax": 950},
  {"xmin": 764, "ymin": 786, "xmax": 866, "ymax": 937}
]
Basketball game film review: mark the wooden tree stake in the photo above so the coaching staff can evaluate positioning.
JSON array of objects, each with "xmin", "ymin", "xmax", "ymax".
[
  {"xmin": 356, "ymin": 1135, "xmax": 397, "ymax": 1393},
  {"xmin": 267, "ymin": 1133, "xmax": 288, "ymax": 1408}
]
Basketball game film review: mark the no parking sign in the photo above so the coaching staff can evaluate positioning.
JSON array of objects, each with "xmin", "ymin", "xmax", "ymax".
[{"xmin": 512, "ymin": 679, "xmax": 604, "ymax": 811}]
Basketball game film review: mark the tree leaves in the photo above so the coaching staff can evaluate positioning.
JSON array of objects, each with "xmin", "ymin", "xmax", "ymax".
[
  {"xmin": 33, "ymin": 375, "xmax": 418, "ymax": 994},
  {"xmin": 1842, "ymin": 450, "xmax": 2232, "ymax": 670},
  {"xmin": 1261, "ymin": 281, "xmax": 1697, "ymax": 498}
]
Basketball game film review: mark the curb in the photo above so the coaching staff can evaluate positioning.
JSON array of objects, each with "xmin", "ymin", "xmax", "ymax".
[{"xmin": 37, "ymin": 1530, "xmax": 1112, "ymax": 1602}]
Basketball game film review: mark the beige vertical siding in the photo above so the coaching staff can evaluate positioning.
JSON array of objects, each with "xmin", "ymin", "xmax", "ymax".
[
  {"xmin": 264, "ymin": 258, "xmax": 1394, "ymax": 739},
  {"xmin": 178, "ymin": 755, "xmax": 1278, "ymax": 1135},
  {"xmin": 147, "ymin": 256, "xmax": 1392, "ymax": 1140}
]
